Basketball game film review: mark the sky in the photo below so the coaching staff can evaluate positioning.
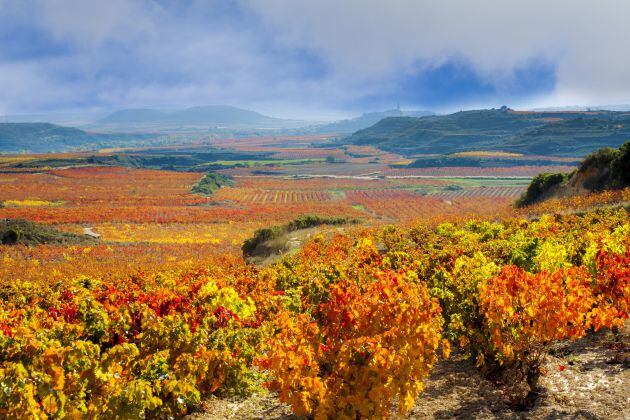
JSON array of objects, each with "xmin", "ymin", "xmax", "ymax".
[{"xmin": 1, "ymin": 0, "xmax": 629, "ymax": 119}]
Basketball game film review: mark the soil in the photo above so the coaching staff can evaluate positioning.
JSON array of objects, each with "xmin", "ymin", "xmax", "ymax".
[{"xmin": 191, "ymin": 327, "xmax": 629, "ymax": 419}]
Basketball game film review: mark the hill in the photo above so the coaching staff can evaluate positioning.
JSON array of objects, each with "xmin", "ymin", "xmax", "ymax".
[
  {"xmin": 517, "ymin": 142, "xmax": 630, "ymax": 206},
  {"xmin": 501, "ymin": 117, "xmax": 630, "ymax": 155},
  {"xmin": 96, "ymin": 105, "xmax": 302, "ymax": 129},
  {"xmin": 0, "ymin": 122, "xmax": 151, "ymax": 153},
  {"xmin": 344, "ymin": 108, "xmax": 630, "ymax": 156},
  {"xmin": 0, "ymin": 123, "xmax": 102, "ymax": 153},
  {"xmin": 315, "ymin": 108, "xmax": 433, "ymax": 133}
]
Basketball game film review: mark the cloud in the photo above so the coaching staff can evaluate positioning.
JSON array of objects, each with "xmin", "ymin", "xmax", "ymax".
[
  {"xmin": 0, "ymin": 0, "xmax": 629, "ymax": 116},
  {"xmin": 35, "ymin": 0, "xmax": 153, "ymax": 47},
  {"xmin": 244, "ymin": 0, "xmax": 630, "ymax": 107}
]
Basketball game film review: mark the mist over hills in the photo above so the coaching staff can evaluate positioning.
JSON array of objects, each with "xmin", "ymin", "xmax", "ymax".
[
  {"xmin": 99, "ymin": 105, "xmax": 278, "ymax": 126},
  {"xmin": 531, "ymin": 104, "xmax": 630, "ymax": 112},
  {"xmin": 4, "ymin": 105, "xmax": 630, "ymax": 156},
  {"xmin": 93, "ymin": 105, "xmax": 311, "ymax": 131},
  {"xmin": 0, "ymin": 105, "xmax": 437, "ymax": 152},
  {"xmin": 314, "ymin": 108, "xmax": 434, "ymax": 133},
  {"xmin": 95, "ymin": 106, "xmax": 437, "ymax": 134}
]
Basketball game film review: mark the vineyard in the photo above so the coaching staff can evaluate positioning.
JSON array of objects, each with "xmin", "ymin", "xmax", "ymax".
[
  {"xmin": 435, "ymin": 186, "xmax": 526, "ymax": 199},
  {"xmin": 4, "ymin": 2, "xmax": 630, "ymax": 417},
  {"xmin": 214, "ymin": 188, "xmax": 334, "ymax": 205},
  {"xmin": 384, "ymin": 166, "xmax": 576, "ymax": 177},
  {"xmin": 345, "ymin": 189, "xmax": 517, "ymax": 221},
  {"xmin": 0, "ymin": 149, "xmax": 627, "ymax": 418},
  {"xmin": 0, "ymin": 205, "xmax": 627, "ymax": 418},
  {"xmin": 0, "ymin": 167, "xmax": 531, "ymax": 226}
]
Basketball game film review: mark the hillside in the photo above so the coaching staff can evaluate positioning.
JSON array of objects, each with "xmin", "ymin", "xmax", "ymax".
[
  {"xmin": 315, "ymin": 108, "xmax": 433, "ymax": 133},
  {"xmin": 502, "ymin": 117, "xmax": 630, "ymax": 155},
  {"xmin": 344, "ymin": 108, "xmax": 630, "ymax": 156},
  {"xmin": 517, "ymin": 142, "xmax": 630, "ymax": 206},
  {"xmin": 0, "ymin": 122, "xmax": 151, "ymax": 153},
  {"xmin": 0, "ymin": 123, "xmax": 102, "ymax": 153}
]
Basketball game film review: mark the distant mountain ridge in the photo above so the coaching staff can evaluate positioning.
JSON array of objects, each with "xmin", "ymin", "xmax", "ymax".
[
  {"xmin": 98, "ymin": 105, "xmax": 282, "ymax": 127},
  {"xmin": 343, "ymin": 108, "xmax": 630, "ymax": 157}
]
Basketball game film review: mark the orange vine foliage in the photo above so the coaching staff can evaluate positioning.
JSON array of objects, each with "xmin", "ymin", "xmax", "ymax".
[
  {"xmin": 479, "ymin": 266, "xmax": 596, "ymax": 387},
  {"xmin": 591, "ymin": 247, "xmax": 630, "ymax": 330},
  {"xmin": 259, "ymin": 238, "xmax": 443, "ymax": 419}
]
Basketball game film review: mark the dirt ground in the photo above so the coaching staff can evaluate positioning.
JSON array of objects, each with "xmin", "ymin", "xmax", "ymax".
[{"xmin": 190, "ymin": 328, "xmax": 629, "ymax": 419}]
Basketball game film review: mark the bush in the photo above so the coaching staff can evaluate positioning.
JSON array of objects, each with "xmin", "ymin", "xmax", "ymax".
[
  {"xmin": 191, "ymin": 173, "xmax": 233, "ymax": 195},
  {"xmin": 590, "ymin": 247, "xmax": 630, "ymax": 329},
  {"xmin": 286, "ymin": 215, "xmax": 354, "ymax": 231},
  {"xmin": 259, "ymin": 263, "xmax": 443, "ymax": 418},
  {"xmin": 1, "ymin": 228, "xmax": 20, "ymax": 244},
  {"xmin": 242, "ymin": 215, "xmax": 358, "ymax": 257},
  {"xmin": 516, "ymin": 172, "xmax": 568, "ymax": 207},
  {"xmin": 611, "ymin": 141, "xmax": 630, "ymax": 187},
  {"xmin": 0, "ymin": 219, "xmax": 95, "ymax": 245},
  {"xmin": 579, "ymin": 146, "xmax": 620, "ymax": 173},
  {"xmin": 241, "ymin": 226, "xmax": 284, "ymax": 256},
  {"xmin": 429, "ymin": 252, "xmax": 499, "ymax": 366},
  {"xmin": 478, "ymin": 266, "xmax": 596, "ymax": 403},
  {"xmin": 0, "ymin": 271, "xmax": 264, "ymax": 418}
]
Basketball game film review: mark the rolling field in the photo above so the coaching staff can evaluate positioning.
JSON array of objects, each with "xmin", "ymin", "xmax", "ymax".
[
  {"xmin": 0, "ymin": 153, "xmax": 534, "ymax": 294},
  {"xmin": 345, "ymin": 189, "xmax": 516, "ymax": 221},
  {"xmin": 0, "ymin": 157, "xmax": 535, "ymax": 228},
  {"xmin": 384, "ymin": 165, "xmax": 576, "ymax": 177}
]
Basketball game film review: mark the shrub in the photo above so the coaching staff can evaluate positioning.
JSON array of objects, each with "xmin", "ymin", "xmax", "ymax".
[
  {"xmin": 479, "ymin": 266, "xmax": 596, "ymax": 403},
  {"xmin": 191, "ymin": 173, "xmax": 233, "ymax": 195},
  {"xmin": 1, "ymin": 228, "xmax": 20, "ymax": 244},
  {"xmin": 286, "ymin": 215, "xmax": 354, "ymax": 231},
  {"xmin": 0, "ymin": 271, "xmax": 265, "ymax": 418},
  {"xmin": 590, "ymin": 247, "xmax": 630, "ymax": 330},
  {"xmin": 611, "ymin": 141, "xmax": 630, "ymax": 187},
  {"xmin": 242, "ymin": 215, "xmax": 359, "ymax": 257},
  {"xmin": 241, "ymin": 226, "xmax": 284, "ymax": 256},
  {"xmin": 429, "ymin": 252, "xmax": 499, "ymax": 365},
  {"xmin": 0, "ymin": 219, "xmax": 95, "ymax": 245},
  {"xmin": 259, "ymin": 239, "xmax": 444, "ymax": 419},
  {"xmin": 579, "ymin": 146, "xmax": 620, "ymax": 173},
  {"xmin": 516, "ymin": 172, "xmax": 568, "ymax": 207}
]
